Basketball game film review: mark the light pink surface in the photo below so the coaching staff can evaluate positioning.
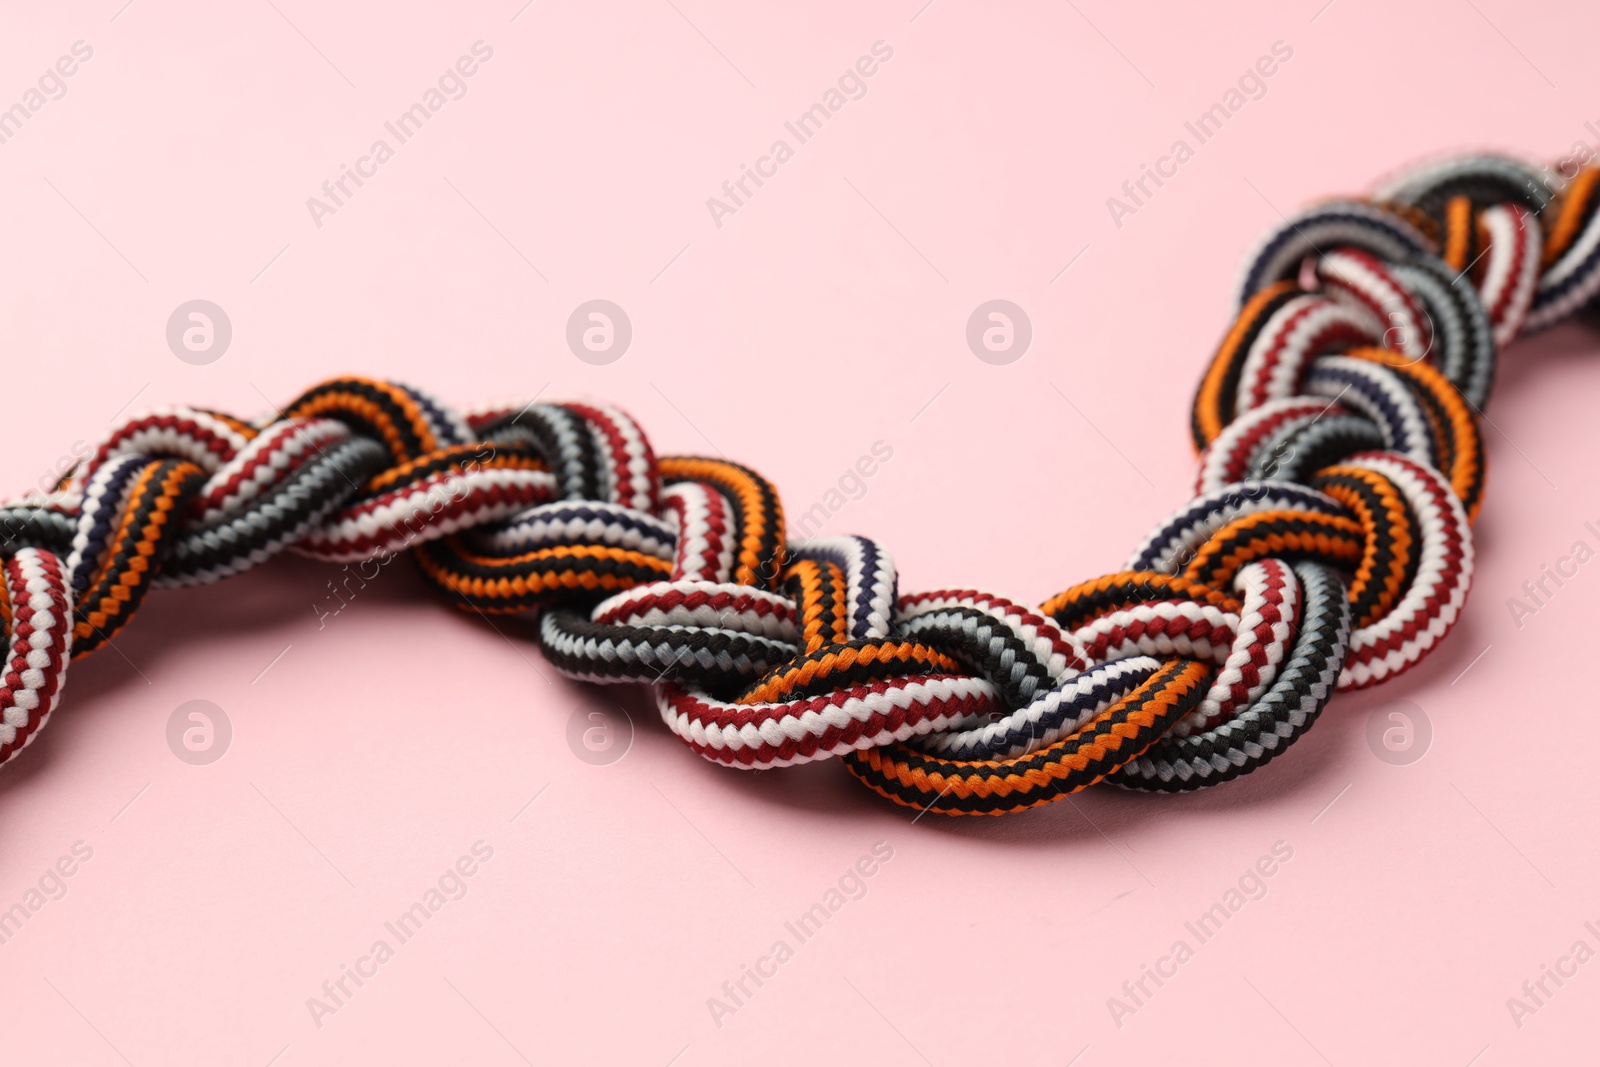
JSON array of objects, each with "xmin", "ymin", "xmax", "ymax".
[{"xmin": 2, "ymin": 1, "xmax": 1597, "ymax": 1063}]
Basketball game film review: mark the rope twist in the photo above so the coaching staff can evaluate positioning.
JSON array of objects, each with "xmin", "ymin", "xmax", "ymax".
[{"xmin": 4, "ymin": 149, "xmax": 1595, "ymax": 815}]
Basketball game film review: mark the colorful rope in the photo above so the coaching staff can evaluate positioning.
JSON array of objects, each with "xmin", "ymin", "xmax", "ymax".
[{"xmin": 2, "ymin": 150, "xmax": 1591, "ymax": 815}]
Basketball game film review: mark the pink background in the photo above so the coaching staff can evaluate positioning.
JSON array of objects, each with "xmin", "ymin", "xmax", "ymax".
[{"xmin": 2, "ymin": 0, "xmax": 1598, "ymax": 1062}]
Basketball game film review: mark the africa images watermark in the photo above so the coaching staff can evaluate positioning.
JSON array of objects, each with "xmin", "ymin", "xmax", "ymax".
[
  {"xmin": 305, "ymin": 41, "xmax": 495, "ymax": 229},
  {"xmin": 706, "ymin": 841, "xmax": 895, "ymax": 1029},
  {"xmin": 306, "ymin": 840, "xmax": 495, "ymax": 1028},
  {"xmin": 1106, "ymin": 40, "xmax": 1294, "ymax": 229},
  {"xmin": 1505, "ymin": 919, "xmax": 1600, "ymax": 1030},
  {"xmin": 0, "ymin": 841, "xmax": 95, "ymax": 947},
  {"xmin": 1106, "ymin": 841, "xmax": 1295, "ymax": 1028},
  {"xmin": 1504, "ymin": 518, "xmax": 1600, "ymax": 631},
  {"xmin": 787, "ymin": 440, "xmax": 894, "ymax": 541},
  {"xmin": 705, "ymin": 40, "xmax": 895, "ymax": 229},
  {"xmin": 1541, "ymin": 123, "xmax": 1600, "ymax": 195},
  {"xmin": 0, "ymin": 40, "xmax": 94, "ymax": 147}
]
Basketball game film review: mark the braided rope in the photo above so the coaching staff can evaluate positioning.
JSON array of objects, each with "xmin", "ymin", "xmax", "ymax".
[{"xmin": 3, "ymin": 149, "xmax": 1594, "ymax": 815}]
